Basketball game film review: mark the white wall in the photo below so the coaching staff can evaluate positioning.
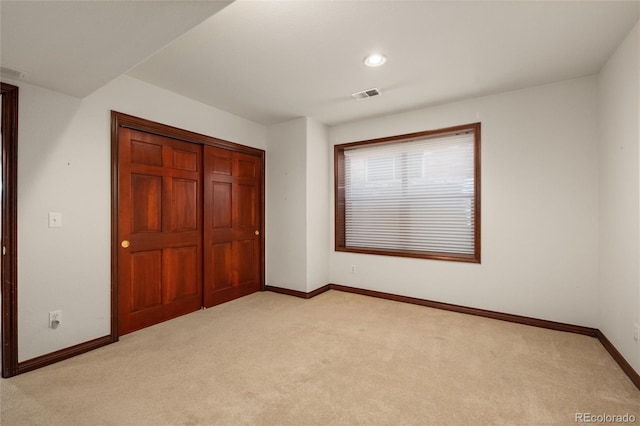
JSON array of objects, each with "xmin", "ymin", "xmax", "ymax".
[
  {"xmin": 329, "ymin": 76, "xmax": 600, "ymax": 327},
  {"xmin": 597, "ymin": 21, "xmax": 640, "ymax": 374},
  {"xmin": 266, "ymin": 117, "xmax": 331, "ymax": 293},
  {"xmin": 11, "ymin": 22, "xmax": 637, "ymax": 372},
  {"xmin": 306, "ymin": 118, "xmax": 330, "ymax": 292},
  {"xmin": 266, "ymin": 118, "xmax": 308, "ymax": 291},
  {"xmin": 13, "ymin": 74, "xmax": 266, "ymax": 361}
]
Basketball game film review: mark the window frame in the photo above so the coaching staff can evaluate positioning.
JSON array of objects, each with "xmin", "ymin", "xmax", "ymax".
[{"xmin": 334, "ymin": 122, "xmax": 481, "ymax": 263}]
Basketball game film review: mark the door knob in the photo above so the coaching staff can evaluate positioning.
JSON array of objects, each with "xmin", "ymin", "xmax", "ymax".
[
  {"xmin": 121, "ymin": 240, "xmax": 130, "ymax": 248},
  {"xmin": 254, "ymin": 230, "xmax": 260, "ymax": 236}
]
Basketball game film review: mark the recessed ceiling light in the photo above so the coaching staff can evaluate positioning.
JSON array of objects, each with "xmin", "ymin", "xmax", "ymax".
[{"xmin": 364, "ymin": 53, "xmax": 387, "ymax": 67}]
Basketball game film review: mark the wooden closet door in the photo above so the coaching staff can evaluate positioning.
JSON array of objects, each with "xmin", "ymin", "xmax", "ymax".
[
  {"xmin": 118, "ymin": 129, "xmax": 203, "ymax": 335},
  {"xmin": 203, "ymin": 146, "xmax": 261, "ymax": 307}
]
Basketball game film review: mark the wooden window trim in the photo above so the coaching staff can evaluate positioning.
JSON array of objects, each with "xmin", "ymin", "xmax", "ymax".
[{"xmin": 334, "ymin": 122, "xmax": 481, "ymax": 263}]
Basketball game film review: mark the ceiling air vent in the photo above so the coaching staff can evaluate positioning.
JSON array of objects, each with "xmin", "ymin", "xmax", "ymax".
[{"xmin": 352, "ymin": 87, "xmax": 382, "ymax": 100}]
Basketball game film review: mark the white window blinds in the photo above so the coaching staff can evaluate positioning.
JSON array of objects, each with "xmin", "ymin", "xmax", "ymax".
[{"xmin": 343, "ymin": 131, "xmax": 476, "ymax": 255}]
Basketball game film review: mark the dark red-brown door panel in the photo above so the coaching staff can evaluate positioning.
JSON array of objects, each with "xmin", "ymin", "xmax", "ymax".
[
  {"xmin": 203, "ymin": 146, "xmax": 261, "ymax": 307},
  {"xmin": 118, "ymin": 129, "xmax": 203, "ymax": 335},
  {"xmin": 116, "ymin": 118, "xmax": 263, "ymax": 335}
]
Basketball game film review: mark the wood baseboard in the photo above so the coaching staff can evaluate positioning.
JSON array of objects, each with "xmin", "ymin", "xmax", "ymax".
[
  {"xmin": 597, "ymin": 331, "xmax": 640, "ymax": 389},
  {"xmin": 266, "ymin": 282, "xmax": 639, "ymax": 390},
  {"xmin": 13, "ymin": 286, "xmax": 640, "ymax": 392},
  {"xmin": 329, "ymin": 284, "xmax": 598, "ymax": 337},
  {"xmin": 264, "ymin": 284, "xmax": 331, "ymax": 299},
  {"xmin": 17, "ymin": 335, "xmax": 114, "ymax": 375}
]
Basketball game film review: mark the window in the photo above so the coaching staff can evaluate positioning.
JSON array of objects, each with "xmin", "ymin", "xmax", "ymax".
[{"xmin": 335, "ymin": 123, "xmax": 480, "ymax": 263}]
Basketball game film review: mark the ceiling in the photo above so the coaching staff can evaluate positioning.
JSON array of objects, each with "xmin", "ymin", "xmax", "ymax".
[
  {"xmin": 2, "ymin": 1, "xmax": 639, "ymax": 127},
  {"xmin": 0, "ymin": 0, "xmax": 232, "ymax": 98}
]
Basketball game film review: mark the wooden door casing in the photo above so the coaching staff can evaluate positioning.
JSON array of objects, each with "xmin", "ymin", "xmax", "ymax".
[
  {"xmin": 113, "ymin": 111, "xmax": 265, "ymax": 338},
  {"xmin": 118, "ymin": 129, "xmax": 203, "ymax": 335},
  {"xmin": 203, "ymin": 146, "xmax": 262, "ymax": 307},
  {"xmin": 1, "ymin": 83, "xmax": 19, "ymax": 377}
]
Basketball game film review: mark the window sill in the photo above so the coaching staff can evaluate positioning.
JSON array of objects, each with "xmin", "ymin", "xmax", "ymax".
[{"xmin": 335, "ymin": 245, "xmax": 480, "ymax": 264}]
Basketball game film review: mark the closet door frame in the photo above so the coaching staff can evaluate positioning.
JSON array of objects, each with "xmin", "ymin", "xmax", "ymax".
[
  {"xmin": 1, "ymin": 83, "xmax": 19, "ymax": 377},
  {"xmin": 111, "ymin": 111, "xmax": 265, "ymax": 340}
]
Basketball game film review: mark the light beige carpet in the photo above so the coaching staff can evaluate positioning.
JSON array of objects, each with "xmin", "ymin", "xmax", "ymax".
[{"xmin": 1, "ymin": 290, "xmax": 639, "ymax": 425}]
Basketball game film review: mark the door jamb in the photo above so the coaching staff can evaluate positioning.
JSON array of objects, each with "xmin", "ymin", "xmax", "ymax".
[
  {"xmin": 1, "ymin": 83, "xmax": 19, "ymax": 378},
  {"xmin": 111, "ymin": 111, "xmax": 266, "ymax": 340}
]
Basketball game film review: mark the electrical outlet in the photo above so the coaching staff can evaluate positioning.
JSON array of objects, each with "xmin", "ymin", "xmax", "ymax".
[
  {"xmin": 350, "ymin": 264, "xmax": 357, "ymax": 274},
  {"xmin": 49, "ymin": 310, "xmax": 62, "ymax": 329},
  {"xmin": 634, "ymin": 324, "xmax": 639, "ymax": 343}
]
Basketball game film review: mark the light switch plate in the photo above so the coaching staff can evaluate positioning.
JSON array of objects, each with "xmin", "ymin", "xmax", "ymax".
[{"xmin": 48, "ymin": 212, "xmax": 62, "ymax": 228}]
